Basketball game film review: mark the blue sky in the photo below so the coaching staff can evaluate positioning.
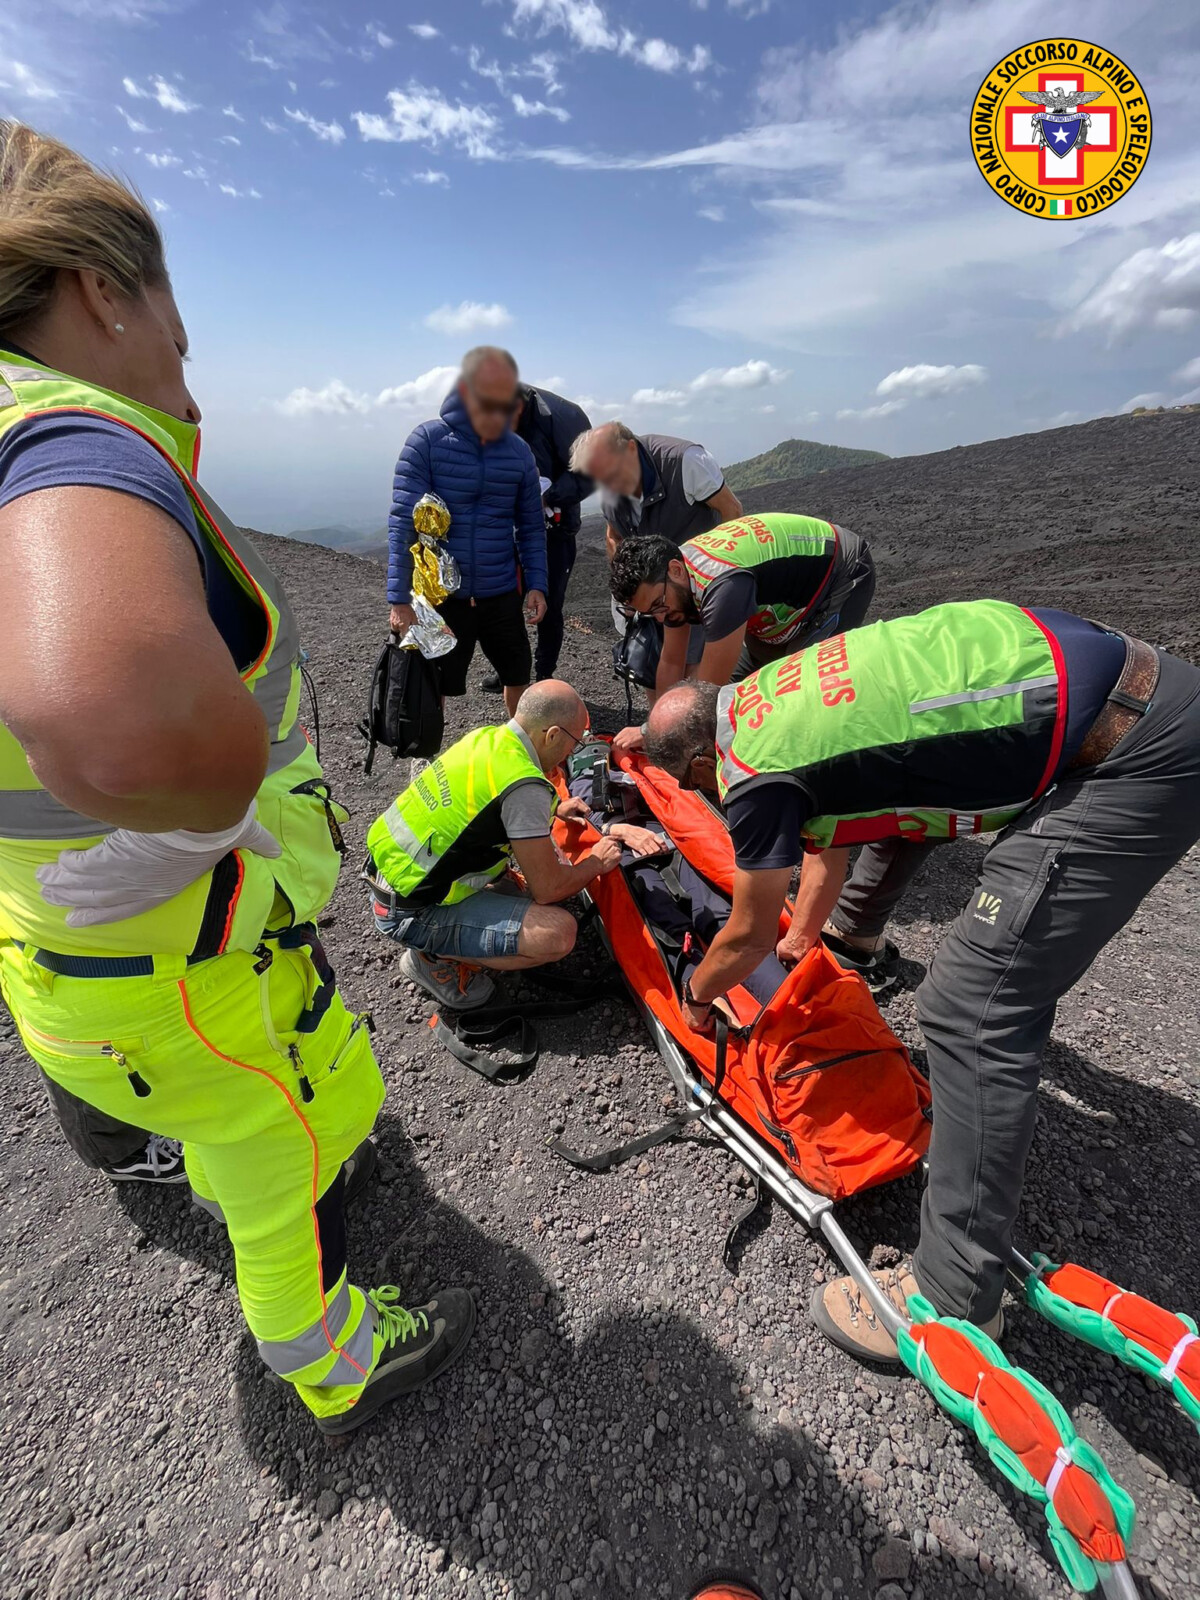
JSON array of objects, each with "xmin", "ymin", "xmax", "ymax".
[{"xmin": 3, "ymin": 0, "xmax": 1199, "ymax": 533}]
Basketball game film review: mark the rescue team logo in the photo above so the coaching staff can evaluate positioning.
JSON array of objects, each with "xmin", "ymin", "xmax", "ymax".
[{"xmin": 971, "ymin": 40, "xmax": 1151, "ymax": 219}]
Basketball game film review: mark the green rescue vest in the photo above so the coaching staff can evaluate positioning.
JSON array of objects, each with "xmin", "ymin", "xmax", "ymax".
[
  {"xmin": 682, "ymin": 513, "xmax": 840, "ymax": 644},
  {"xmin": 717, "ymin": 600, "xmax": 1065, "ymax": 849},
  {"xmin": 0, "ymin": 352, "xmax": 342, "ymax": 958},
  {"xmin": 367, "ymin": 722, "xmax": 554, "ymax": 908}
]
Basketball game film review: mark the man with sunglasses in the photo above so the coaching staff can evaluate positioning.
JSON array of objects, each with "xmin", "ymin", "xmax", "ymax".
[{"xmin": 388, "ymin": 347, "xmax": 548, "ymax": 717}]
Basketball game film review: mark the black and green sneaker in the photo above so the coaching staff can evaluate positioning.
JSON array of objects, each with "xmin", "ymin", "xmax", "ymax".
[{"xmin": 316, "ymin": 1285, "xmax": 477, "ymax": 1437}]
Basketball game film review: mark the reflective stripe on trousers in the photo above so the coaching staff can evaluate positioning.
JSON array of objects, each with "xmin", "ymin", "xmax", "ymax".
[{"xmin": 255, "ymin": 1278, "xmax": 376, "ymax": 1386}]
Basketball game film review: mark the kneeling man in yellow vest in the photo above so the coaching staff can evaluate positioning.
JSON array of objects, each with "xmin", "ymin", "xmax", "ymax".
[{"xmin": 365, "ymin": 682, "xmax": 667, "ymax": 1007}]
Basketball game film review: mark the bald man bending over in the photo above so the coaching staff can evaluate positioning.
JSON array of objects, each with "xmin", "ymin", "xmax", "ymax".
[{"xmin": 366, "ymin": 682, "xmax": 659, "ymax": 1010}]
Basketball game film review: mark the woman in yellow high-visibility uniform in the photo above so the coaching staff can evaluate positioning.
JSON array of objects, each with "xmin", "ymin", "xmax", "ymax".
[{"xmin": 0, "ymin": 122, "xmax": 474, "ymax": 1434}]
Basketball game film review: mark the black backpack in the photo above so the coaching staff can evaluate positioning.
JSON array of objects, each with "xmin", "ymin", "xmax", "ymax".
[{"xmin": 359, "ymin": 637, "xmax": 444, "ymax": 775}]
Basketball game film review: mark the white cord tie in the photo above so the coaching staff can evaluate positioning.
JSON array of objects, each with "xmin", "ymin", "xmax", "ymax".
[
  {"xmin": 1160, "ymin": 1332, "xmax": 1198, "ymax": 1383},
  {"xmin": 1044, "ymin": 1445, "xmax": 1073, "ymax": 1502}
]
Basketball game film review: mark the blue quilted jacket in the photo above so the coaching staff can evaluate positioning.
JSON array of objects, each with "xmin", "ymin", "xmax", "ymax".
[{"xmin": 387, "ymin": 390, "xmax": 548, "ymax": 604}]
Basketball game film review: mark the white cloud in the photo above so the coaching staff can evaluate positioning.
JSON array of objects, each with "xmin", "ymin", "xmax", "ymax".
[
  {"xmin": 409, "ymin": 22, "xmax": 440, "ymax": 39},
  {"xmin": 509, "ymin": 0, "xmax": 710, "ymax": 75},
  {"xmin": 376, "ymin": 365, "xmax": 459, "ymax": 411},
  {"xmin": 276, "ymin": 366, "xmax": 458, "ymax": 419},
  {"xmin": 837, "ymin": 399, "xmax": 907, "ymax": 421},
  {"xmin": 245, "ymin": 41, "xmax": 282, "ymax": 70},
  {"xmin": 511, "ymin": 0, "xmax": 617, "ymax": 51},
  {"xmin": 368, "ymin": 24, "xmax": 394, "ymax": 48},
  {"xmin": 690, "ymin": 359, "xmax": 787, "ymax": 391},
  {"xmin": 219, "ymin": 134, "xmax": 242, "ymax": 146},
  {"xmin": 1062, "ymin": 235, "xmax": 1200, "ymax": 342},
  {"xmin": 512, "ymin": 93, "xmax": 570, "ymax": 122},
  {"xmin": 116, "ymin": 105, "xmax": 150, "ymax": 132},
  {"xmin": 1119, "ymin": 392, "xmax": 1168, "ymax": 413},
  {"xmin": 424, "ymin": 301, "xmax": 514, "ymax": 336},
  {"xmin": 619, "ymin": 34, "xmax": 711, "ymax": 74},
  {"xmin": 698, "ymin": 205, "xmax": 725, "ymax": 222},
  {"xmin": 875, "ymin": 362, "xmax": 987, "ymax": 400},
  {"xmin": 1, "ymin": 62, "xmax": 60, "ymax": 101},
  {"xmin": 631, "ymin": 387, "xmax": 687, "ymax": 405},
  {"xmin": 223, "ymin": 104, "xmax": 245, "ymax": 121},
  {"xmin": 285, "ymin": 106, "xmax": 346, "ymax": 144},
  {"xmin": 125, "ymin": 75, "xmax": 197, "ymax": 113},
  {"xmin": 278, "ymin": 379, "xmax": 372, "ymax": 417},
  {"xmin": 183, "ymin": 165, "xmax": 209, "ymax": 182},
  {"xmin": 354, "ymin": 85, "xmax": 499, "ymax": 159},
  {"xmin": 1175, "ymin": 356, "xmax": 1200, "ymax": 385},
  {"xmin": 413, "ymin": 168, "xmax": 450, "ymax": 186},
  {"xmin": 141, "ymin": 150, "xmax": 181, "ymax": 169},
  {"xmin": 837, "ymin": 362, "xmax": 987, "ymax": 420},
  {"xmin": 151, "ymin": 197, "xmax": 170, "ymax": 213},
  {"xmin": 261, "ymin": 117, "xmax": 284, "ymax": 133},
  {"xmin": 220, "ymin": 182, "xmax": 263, "ymax": 199}
]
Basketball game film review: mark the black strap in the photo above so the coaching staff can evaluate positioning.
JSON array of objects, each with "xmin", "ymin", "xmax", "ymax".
[
  {"xmin": 723, "ymin": 1171, "xmax": 771, "ymax": 1273},
  {"xmin": 548, "ymin": 1103, "xmax": 707, "ymax": 1173},
  {"xmin": 711, "ymin": 1011, "xmax": 730, "ymax": 1099},
  {"xmin": 432, "ymin": 1011, "xmax": 540, "ymax": 1081},
  {"xmin": 430, "ymin": 975, "xmax": 627, "ymax": 1082}
]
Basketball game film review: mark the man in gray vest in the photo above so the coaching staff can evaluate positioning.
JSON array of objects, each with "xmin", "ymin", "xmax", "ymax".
[
  {"xmin": 570, "ymin": 422, "xmax": 743, "ymax": 711},
  {"xmin": 570, "ymin": 421, "xmax": 743, "ymax": 560}
]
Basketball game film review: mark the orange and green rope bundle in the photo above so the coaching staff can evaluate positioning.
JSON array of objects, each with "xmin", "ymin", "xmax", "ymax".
[{"xmin": 898, "ymin": 1295, "xmax": 1135, "ymax": 1593}]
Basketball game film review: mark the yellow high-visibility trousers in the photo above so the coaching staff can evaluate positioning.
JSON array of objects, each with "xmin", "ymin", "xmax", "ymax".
[{"xmin": 0, "ymin": 936, "xmax": 386, "ymax": 1418}]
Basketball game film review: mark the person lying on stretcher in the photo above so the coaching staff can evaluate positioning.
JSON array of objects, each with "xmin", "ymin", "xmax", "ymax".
[
  {"xmin": 561, "ymin": 738, "xmax": 788, "ymax": 1011},
  {"xmin": 364, "ymin": 683, "xmax": 668, "ymax": 1012}
]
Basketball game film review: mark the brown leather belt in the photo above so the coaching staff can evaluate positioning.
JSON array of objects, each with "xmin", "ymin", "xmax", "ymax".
[{"xmin": 1068, "ymin": 632, "xmax": 1160, "ymax": 771}]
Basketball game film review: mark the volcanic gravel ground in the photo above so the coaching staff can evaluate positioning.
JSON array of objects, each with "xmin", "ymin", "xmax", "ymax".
[{"xmin": 1, "ymin": 412, "xmax": 1198, "ymax": 1600}]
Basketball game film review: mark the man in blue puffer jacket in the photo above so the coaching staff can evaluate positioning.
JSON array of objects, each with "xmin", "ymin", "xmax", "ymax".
[{"xmin": 388, "ymin": 346, "xmax": 548, "ymax": 717}]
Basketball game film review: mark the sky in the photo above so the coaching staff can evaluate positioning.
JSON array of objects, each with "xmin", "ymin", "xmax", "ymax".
[{"xmin": 3, "ymin": 0, "xmax": 1199, "ymax": 534}]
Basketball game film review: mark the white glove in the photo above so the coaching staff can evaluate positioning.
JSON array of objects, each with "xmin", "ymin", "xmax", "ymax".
[{"xmin": 37, "ymin": 803, "xmax": 282, "ymax": 928}]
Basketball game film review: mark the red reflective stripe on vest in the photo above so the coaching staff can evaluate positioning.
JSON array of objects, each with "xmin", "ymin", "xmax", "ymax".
[{"xmin": 1020, "ymin": 607, "xmax": 1068, "ymax": 795}]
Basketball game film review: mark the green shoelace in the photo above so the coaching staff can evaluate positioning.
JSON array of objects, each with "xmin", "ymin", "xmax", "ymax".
[{"xmin": 369, "ymin": 1284, "xmax": 431, "ymax": 1350}]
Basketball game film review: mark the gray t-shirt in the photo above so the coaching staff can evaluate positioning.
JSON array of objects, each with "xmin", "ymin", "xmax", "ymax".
[{"xmin": 500, "ymin": 721, "xmax": 554, "ymax": 841}]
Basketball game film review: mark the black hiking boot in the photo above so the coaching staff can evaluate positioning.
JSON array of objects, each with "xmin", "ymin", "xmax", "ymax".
[
  {"xmin": 316, "ymin": 1286, "xmax": 477, "ymax": 1436},
  {"xmin": 480, "ymin": 670, "xmax": 502, "ymax": 692},
  {"xmin": 822, "ymin": 931, "xmax": 900, "ymax": 994}
]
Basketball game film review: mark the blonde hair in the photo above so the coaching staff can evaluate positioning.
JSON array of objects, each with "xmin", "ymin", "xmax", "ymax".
[{"xmin": 0, "ymin": 120, "xmax": 168, "ymax": 341}]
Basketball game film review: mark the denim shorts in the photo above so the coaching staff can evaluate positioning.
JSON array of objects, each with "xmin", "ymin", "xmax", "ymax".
[{"xmin": 373, "ymin": 887, "xmax": 532, "ymax": 961}]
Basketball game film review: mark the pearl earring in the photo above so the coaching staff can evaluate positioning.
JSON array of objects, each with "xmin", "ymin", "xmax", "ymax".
[{"xmin": 114, "ymin": 324, "xmax": 125, "ymax": 334}]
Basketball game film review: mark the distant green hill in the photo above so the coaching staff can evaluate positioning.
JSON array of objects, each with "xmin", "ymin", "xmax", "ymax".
[{"xmin": 724, "ymin": 438, "xmax": 889, "ymax": 495}]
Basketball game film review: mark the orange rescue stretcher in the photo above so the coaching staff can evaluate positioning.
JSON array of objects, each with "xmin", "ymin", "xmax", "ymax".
[{"xmin": 537, "ymin": 744, "xmax": 1197, "ymax": 1599}]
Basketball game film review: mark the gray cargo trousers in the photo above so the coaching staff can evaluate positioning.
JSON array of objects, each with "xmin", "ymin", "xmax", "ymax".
[{"xmin": 835, "ymin": 649, "xmax": 1200, "ymax": 1322}]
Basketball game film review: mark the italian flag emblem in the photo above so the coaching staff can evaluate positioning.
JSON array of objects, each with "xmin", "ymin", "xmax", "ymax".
[{"xmin": 1047, "ymin": 197, "xmax": 1073, "ymax": 217}]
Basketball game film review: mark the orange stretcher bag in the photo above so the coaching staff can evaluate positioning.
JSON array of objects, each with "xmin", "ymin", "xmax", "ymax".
[{"xmin": 553, "ymin": 750, "xmax": 930, "ymax": 1201}]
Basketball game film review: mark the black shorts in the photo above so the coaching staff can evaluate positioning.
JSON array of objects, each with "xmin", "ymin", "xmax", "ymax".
[{"xmin": 437, "ymin": 589, "xmax": 532, "ymax": 696}]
